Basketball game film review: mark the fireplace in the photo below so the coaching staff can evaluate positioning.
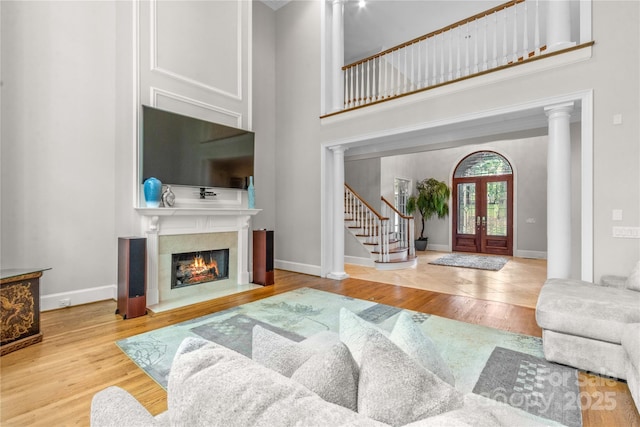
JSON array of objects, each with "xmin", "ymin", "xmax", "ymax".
[{"xmin": 171, "ymin": 249, "xmax": 229, "ymax": 289}]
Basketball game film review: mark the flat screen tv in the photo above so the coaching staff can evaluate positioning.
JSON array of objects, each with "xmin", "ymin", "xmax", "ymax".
[{"xmin": 141, "ymin": 105, "xmax": 254, "ymax": 189}]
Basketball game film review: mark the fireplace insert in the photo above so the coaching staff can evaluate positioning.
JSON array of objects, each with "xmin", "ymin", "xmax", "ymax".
[{"xmin": 171, "ymin": 249, "xmax": 229, "ymax": 289}]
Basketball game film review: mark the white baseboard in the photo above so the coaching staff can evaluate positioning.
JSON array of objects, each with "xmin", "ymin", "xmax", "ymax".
[
  {"xmin": 344, "ymin": 256, "xmax": 375, "ymax": 267},
  {"xmin": 41, "ymin": 285, "xmax": 116, "ymax": 312},
  {"xmin": 426, "ymin": 243, "xmax": 449, "ymax": 252},
  {"xmin": 514, "ymin": 250, "xmax": 547, "ymax": 259},
  {"xmin": 274, "ymin": 259, "xmax": 321, "ymax": 277}
]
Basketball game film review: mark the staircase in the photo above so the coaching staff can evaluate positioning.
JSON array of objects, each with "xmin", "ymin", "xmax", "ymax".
[{"xmin": 344, "ymin": 184, "xmax": 417, "ymax": 270}]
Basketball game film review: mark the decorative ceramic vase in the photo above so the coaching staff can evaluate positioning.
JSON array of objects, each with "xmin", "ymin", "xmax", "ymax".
[
  {"xmin": 143, "ymin": 177, "xmax": 162, "ymax": 208},
  {"xmin": 248, "ymin": 176, "xmax": 255, "ymax": 209},
  {"xmin": 161, "ymin": 185, "xmax": 175, "ymax": 207}
]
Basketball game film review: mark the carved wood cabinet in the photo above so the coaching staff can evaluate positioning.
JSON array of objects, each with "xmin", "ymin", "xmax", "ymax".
[{"xmin": 1, "ymin": 268, "xmax": 50, "ymax": 356}]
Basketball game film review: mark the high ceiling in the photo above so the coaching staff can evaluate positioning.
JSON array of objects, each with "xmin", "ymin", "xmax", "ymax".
[{"xmin": 260, "ymin": 0, "xmax": 503, "ymax": 64}]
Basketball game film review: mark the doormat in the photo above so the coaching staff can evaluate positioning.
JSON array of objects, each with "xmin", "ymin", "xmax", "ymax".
[
  {"xmin": 429, "ymin": 253, "xmax": 509, "ymax": 271},
  {"xmin": 116, "ymin": 287, "xmax": 578, "ymax": 426}
]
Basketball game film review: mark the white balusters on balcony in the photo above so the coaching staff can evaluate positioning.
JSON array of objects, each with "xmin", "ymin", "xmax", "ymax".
[{"xmin": 342, "ymin": 0, "xmax": 547, "ymax": 110}]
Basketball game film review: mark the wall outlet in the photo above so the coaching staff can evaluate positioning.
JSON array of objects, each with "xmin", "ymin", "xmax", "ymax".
[{"xmin": 59, "ymin": 298, "xmax": 71, "ymax": 308}]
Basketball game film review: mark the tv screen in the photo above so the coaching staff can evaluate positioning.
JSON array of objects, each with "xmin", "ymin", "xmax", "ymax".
[{"xmin": 141, "ymin": 105, "xmax": 254, "ymax": 189}]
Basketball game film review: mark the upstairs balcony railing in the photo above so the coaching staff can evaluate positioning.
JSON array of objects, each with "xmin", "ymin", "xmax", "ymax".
[{"xmin": 342, "ymin": 0, "xmax": 548, "ymax": 110}]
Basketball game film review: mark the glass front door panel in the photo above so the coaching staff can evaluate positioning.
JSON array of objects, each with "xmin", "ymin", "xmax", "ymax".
[
  {"xmin": 457, "ymin": 183, "xmax": 476, "ymax": 234},
  {"xmin": 486, "ymin": 181, "xmax": 507, "ymax": 236}
]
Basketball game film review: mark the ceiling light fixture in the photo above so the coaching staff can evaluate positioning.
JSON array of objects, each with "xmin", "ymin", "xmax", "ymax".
[{"xmin": 358, "ymin": 0, "xmax": 366, "ymax": 8}]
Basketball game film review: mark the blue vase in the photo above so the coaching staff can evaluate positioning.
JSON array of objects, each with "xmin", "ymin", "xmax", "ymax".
[
  {"xmin": 248, "ymin": 176, "xmax": 255, "ymax": 209},
  {"xmin": 143, "ymin": 177, "xmax": 162, "ymax": 208}
]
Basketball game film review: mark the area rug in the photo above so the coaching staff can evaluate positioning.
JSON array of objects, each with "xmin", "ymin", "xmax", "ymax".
[
  {"xmin": 117, "ymin": 287, "xmax": 579, "ymax": 426},
  {"xmin": 429, "ymin": 253, "xmax": 509, "ymax": 271}
]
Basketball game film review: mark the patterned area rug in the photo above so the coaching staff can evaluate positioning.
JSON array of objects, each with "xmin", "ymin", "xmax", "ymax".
[
  {"xmin": 117, "ymin": 287, "xmax": 579, "ymax": 426},
  {"xmin": 429, "ymin": 253, "xmax": 509, "ymax": 271}
]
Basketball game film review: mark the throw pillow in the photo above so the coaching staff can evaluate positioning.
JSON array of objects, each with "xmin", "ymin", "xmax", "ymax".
[
  {"xmin": 251, "ymin": 325, "xmax": 314, "ymax": 377},
  {"xmin": 339, "ymin": 308, "xmax": 455, "ymax": 385},
  {"xmin": 390, "ymin": 311, "xmax": 455, "ymax": 386},
  {"xmin": 290, "ymin": 341, "xmax": 359, "ymax": 411},
  {"xmin": 339, "ymin": 307, "xmax": 389, "ymax": 365},
  {"xmin": 252, "ymin": 326, "xmax": 359, "ymax": 410},
  {"xmin": 357, "ymin": 329, "xmax": 464, "ymax": 426},
  {"xmin": 625, "ymin": 260, "xmax": 640, "ymax": 291},
  {"xmin": 168, "ymin": 337, "xmax": 383, "ymax": 426}
]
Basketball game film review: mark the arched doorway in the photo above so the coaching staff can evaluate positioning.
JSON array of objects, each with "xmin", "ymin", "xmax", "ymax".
[{"xmin": 452, "ymin": 151, "xmax": 514, "ymax": 255}]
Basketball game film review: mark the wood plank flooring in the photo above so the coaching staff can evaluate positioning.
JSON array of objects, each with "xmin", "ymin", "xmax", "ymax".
[{"xmin": 1, "ymin": 269, "xmax": 638, "ymax": 426}]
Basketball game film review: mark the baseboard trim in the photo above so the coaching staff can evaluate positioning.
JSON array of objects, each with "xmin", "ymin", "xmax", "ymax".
[
  {"xmin": 514, "ymin": 250, "xmax": 547, "ymax": 259},
  {"xmin": 41, "ymin": 285, "xmax": 116, "ymax": 312},
  {"xmin": 344, "ymin": 255, "xmax": 375, "ymax": 267},
  {"xmin": 274, "ymin": 259, "xmax": 321, "ymax": 277}
]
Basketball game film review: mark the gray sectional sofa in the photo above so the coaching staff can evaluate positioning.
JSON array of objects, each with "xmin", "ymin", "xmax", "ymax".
[
  {"xmin": 536, "ymin": 261, "xmax": 640, "ymax": 410},
  {"xmin": 92, "ymin": 309, "xmax": 551, "ymax": 426}
]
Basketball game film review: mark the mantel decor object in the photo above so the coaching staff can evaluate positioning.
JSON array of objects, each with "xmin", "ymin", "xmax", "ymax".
[
  {"xmin": 143, "ymin": 177, "xmax": 162, "ymax": 208},
  {"xmin": 161, "ymin": 185, "xmax": 175, "ymax": 207},
  {"xmin": 248, "ymin": 176, "xmax": 255, "ymax": 209}
]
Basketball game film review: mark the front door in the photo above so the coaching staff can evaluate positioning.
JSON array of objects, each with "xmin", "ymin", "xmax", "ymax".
[{"xmin": 452, "ymin": 151, "xmax": 513, "ymax": 255}]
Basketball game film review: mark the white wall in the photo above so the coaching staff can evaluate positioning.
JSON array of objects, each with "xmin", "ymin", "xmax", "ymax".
[
  {"xmin": 274, "ymin": 1, "xmax": 323, "ymax": 275},
  {"xmin": 1, "ymin": 1, "xmax": 118, "ymax": 308},
  {"xmin": 252, "ymin": 1, "xmax": 277, "ymax": 231}
]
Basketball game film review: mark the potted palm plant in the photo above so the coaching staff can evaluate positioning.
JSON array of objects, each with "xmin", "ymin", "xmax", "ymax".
[{"xmin": 405, "ymin": 178, "xmax": 451, "ymax": 251}]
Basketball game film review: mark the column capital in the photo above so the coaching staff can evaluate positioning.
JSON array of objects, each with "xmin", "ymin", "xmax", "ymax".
[
  {"xmin": 544, "ymin": 101, "xmax": 574, "ymax": 117},
  {"xmin": 329, "ymin": 145, "xmax": 347, "ymax": 154}
]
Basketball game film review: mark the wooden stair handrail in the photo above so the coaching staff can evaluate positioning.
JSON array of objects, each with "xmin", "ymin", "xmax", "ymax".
[
  {"xmin": 345, "ymin": 183, "xmax": 389, "ymax": 221},
  {"xmin": 343, "ymin": 0, "xmax": 525, "ymax": 70},
  {"xmin": 381, "ymin": 196, "xmax": 412, "ymax": 220}
]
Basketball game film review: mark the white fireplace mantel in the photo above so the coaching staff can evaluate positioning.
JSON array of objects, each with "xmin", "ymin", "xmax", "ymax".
[{"xmin": 136, "ymin": 207, "xmax": 261, "ymax": 311}]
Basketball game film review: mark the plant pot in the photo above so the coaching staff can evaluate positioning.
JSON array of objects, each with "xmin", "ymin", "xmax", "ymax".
[{"xmin": 415, "ymin": 238, "xmax": 428, "ymax": 251}]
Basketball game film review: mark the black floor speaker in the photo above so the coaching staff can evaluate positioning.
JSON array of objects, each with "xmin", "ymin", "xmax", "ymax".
[{"xmin": 117, "ymin": 237, "xmax": 147, "ymax": 319}]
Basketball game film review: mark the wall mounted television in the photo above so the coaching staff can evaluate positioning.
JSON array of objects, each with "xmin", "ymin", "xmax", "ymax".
[{"xmin": 141, "ymin": 105, "xmax": 254, "ymax": 190}]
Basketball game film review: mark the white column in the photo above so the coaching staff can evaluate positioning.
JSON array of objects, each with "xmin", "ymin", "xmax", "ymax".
[
  {"xmin": 328, "ymin": 145, "xmax": 349, "ymax": 280},
  {"xmin": 331, "ymin": 0, "xmax": 345, "ymax": 112},
  {"xmin": 545, "ymin": 102, "xmax": 574, "ymax": 279},
  {"xmin": 546, "ymin": 0, "xmax": 576, "ymax": 52}
]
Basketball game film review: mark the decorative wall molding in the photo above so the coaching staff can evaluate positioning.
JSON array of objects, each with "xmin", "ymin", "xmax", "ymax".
[
  {"xmin": 149, "ymin": 0, "xmax": 243, "ymax": 101},
  {"xmin": 150, "ymin": 87, "xmax": 243, "ymax": 128}
]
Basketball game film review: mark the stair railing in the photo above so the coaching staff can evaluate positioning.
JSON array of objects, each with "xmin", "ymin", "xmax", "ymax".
[
  {"xmin": 381, "ymin": 196, "xmax": 415, "ymax": 258},
  {"xmin": 344, "ymin": 184, "xmax": 391, "ymax": 262},
  {"xmin": 342, "ymin": 0, "xmax": 545, "ymax": 110}
]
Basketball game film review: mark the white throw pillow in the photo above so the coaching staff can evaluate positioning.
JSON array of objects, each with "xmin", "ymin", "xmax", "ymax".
[
  {"xmin": 168, "ymin": 337, "xmax": 381, "ymax": 426},
  {"xmin": 625, "ymin": 260, "xmax": 640, "ymax": 292},
  {"xmin": 390, "ymin": 311, "xmax": 456, "ymax": 386},
  {"xmin": 357, "ymin": 329, "xmax": 464, "ymax": 426},
  {"xmin": 252, "ymin": 326, "xmax": 359, "ymax": 410},
  {"xmin": 339, "ymin": 308, "xmax": 455, "ymax": 385},
  {"xmin": 290, "ymin": 341, "xmax": 359, "ymax": 411}
]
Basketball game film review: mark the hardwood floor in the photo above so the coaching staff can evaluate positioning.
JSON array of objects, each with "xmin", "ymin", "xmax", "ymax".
[{"xmin": 1, "ymin": 269, "xmax": 638, "ymax": 426}]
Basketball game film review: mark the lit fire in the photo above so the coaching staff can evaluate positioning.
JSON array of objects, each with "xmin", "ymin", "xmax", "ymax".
[{"xmin": 176, "ymin": 254, "xmax": 218, "ymax": 285}]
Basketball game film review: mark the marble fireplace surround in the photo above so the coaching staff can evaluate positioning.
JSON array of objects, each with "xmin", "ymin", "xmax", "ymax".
[{"xmin": 136, "ymin": 207, "xmax": 261, "ymax": 313}]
